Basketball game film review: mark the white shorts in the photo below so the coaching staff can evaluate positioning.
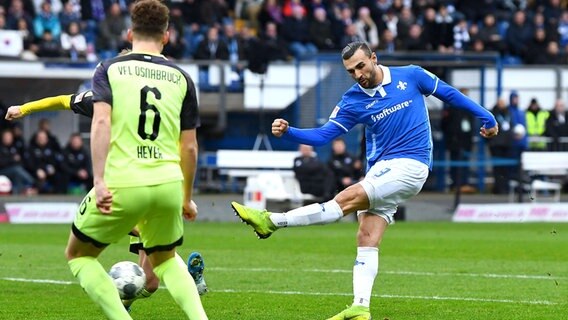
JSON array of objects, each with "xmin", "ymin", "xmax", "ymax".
[{"xmin": 358, "ymin": 158, "xmax": 429, "ymax": 224}]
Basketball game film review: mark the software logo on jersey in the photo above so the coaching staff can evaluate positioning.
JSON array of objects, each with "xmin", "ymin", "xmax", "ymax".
[{"xmin": 397, "ymin": 81, "xmax": 407, "ymax": 90}]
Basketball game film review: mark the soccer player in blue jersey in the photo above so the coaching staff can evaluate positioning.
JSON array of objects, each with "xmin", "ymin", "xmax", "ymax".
[{"xmin": 232, "ymin": 41, "xmax": 499, "ymax": 319}]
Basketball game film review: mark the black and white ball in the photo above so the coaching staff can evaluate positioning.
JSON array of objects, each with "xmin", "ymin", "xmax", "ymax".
[{"xmin": 108, "ymin": 261, "xmax": 146, "ymax": 300}]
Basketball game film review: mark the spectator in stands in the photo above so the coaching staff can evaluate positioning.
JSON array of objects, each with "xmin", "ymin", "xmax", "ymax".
[
  {"xmin": 6, "ymin": 0, "xmax": 33, "ymax": 32},
  {"xmin": 0, "ymin": 129, "xmax": 35, "ymax": 195},
  {"xmin": 525, "ymin": 28, "xmax": 551, "ymax": 64},
  {"xmin": 0, "ymin": 100, "xmax": 12, "ymax": 131},
  {"xmin": 235, "ymin": 0, "xmax": 263, "ymax": 29},
  {"xmin": 179, "ymin": 0, "xmax": 202, "ymax": 27},
  {"xmin": 280, "ymin": 5, "xmax": 318, "ymax": 59},
  {"xmin": 17, "ymin": 17, "xmax": 38, "ymax": 58},
  {"xmin": 441, "ymin": 88, "xmax": 476, "ymax": 193},
  {"xmin": 435, "ymin": 4, "xmax": 454, "ymax": 52},
  {"xmin": 62, "ymin": 132, "xmax": 91, "ymax": 193},
  {"xmin": 58, "ymin": 1, "xmax": 81, "ymax": 32},
  {"xmin": 162, "ymin": 24, "xmax": 186, "ymax": 60},
  {"xmin": 545, "ymin": 99, "xmax": 568, "ymax": 151},
  {"xmin": 79, "ymin": 0, "xmax": 109, "ymax": 22},
  {"xmin": 257, "ymin": 0, "xmax": 284, "ymax": 30},
  {"xmin": 378, "ymin": 29, "xmax": 396, "ymax": 52},
  {"xmin": 309, "ymin": 7, "xmax": 336, "ymax": 51},
  {"xmin": 36, "ymin": 29, "xmax": 63, "ymax": 57},
  {"xmin": 544, "ymin": 40, "xmax": 565, "ymax": 64},
  {"xmin": 221, "ymin": 22, "xmax": 247, "ymax": 73},
  {"xmin": 33, "ymin": 0, "xmax": 62, "ymax": 15},
  {"xmin": 96, "ymin": 3, "xmax": 127, "ymax": 54},
  {"xmin": 293, "ymin": 144, "xmax": 334, "ymax": 201},
  {"xmin": 60, "ymin": 21, "xmax": 87, "ymax": 60},
  {"xmin": 11, "ymin": 122, "xmax": 25, "ymax": 156},
  {"xmin": 397, "ymin": 7, "xmax": 415, "ymax": 45},
  {"xmin": 542, "ymin": 0, "xmax": 562, "ymax": 28},
  {"xmin": 401, "ymin": 24, "xmax": 428, "ymax": 51},
  {"xmin": 453, "ymin": 18, "xmax": 470, "ymax": 53},
  {"xmin": 258, "ymin": 21, "xmax": 289, "ymax": 62},
  {"xmin": 509, "ymin": 90, "xmax": 528, "ymax": 182},
  {"xmin": 354, "ymin": 6, "xmax": 379, "ymax": 51},
  {"xmin": 420, "ymin": 6, "xmax": 438, "ymax": 51},
  {"xmin": 199, "ymin": 0, "xmax": 229, "ymax": 28},
  {"xmin": 30, "ymin": 118, "xmax": 61, "ymax": 153},
  {"xmin": 340, "ymin": 23, "xmax": 363, "ymax": 49},
  {"xmin": 558, "ymin": 10, "xmax": 568, "ymax": 48},
  {"xmin": 328, "ymin": 138, "xmax": 357, "ymax": 194},
  {"xmin": 332, "ymin": 5, "xmax": 354, "ymax": 49},
  {"xmin": 383, "ymin": 9, "xmax": 399, "ymax": 39},
  {"xmin": 489, "ymin": 97, "xmax": 514, "ymax": 194},
  {"xmin": 525, "ymin": 97, "xmax": 549, "ymax": 151},
  {"xmin": 194, "ymin": 26, "xmax": 229, "ymax": 61},
  {"xmin": 282, "ymin": 0, "xmax": 306, "ymax": 18},
  {"xmin": 478, "ymin": 13, "xmax": 505, "ymax": 54},
  {"xmin": 532, "ymin": 11, "xmax": 557, "ymax": 42},
  {"xmin": 506, "ymin": 10, "xmax": 532, "ymax": 58},
  {"xmin": 26, "ymin": 130, "xmax": 64, "ymax": 194},
  {"xmin": 33, "ymin": 1, "xmax": 61, "ymax": 39}
]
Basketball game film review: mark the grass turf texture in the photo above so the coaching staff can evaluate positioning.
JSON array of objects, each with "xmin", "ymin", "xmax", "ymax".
[{"xmin": 0, "ymin": 222, "xmax": 566, "ymax": 319}]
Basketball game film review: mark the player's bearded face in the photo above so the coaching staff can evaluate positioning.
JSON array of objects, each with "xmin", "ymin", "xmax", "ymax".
[{"xmin": 344, "ymin": 50, "xmax": 379, "ymax": 89}]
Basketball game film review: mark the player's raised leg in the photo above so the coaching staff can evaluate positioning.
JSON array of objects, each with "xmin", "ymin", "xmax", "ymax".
[{"xmin": 231, "ymin": 182, "xmax": 368, "ymax": 238}]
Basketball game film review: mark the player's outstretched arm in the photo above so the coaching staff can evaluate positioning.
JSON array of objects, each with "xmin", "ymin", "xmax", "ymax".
[
  {"xmin": 180, "ymin": 129, "xmax": 198, "ymax": 221},
  {"xmin": 5, "ymin": 95, "xmax": 73, "ymax": 120},
  {"xmin": 274, "ymin": 119, "xmax": 344, "ymax": 146}
]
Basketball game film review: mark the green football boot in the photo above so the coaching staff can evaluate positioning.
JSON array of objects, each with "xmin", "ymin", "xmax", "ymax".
[
  {"xmin": 326, "ymin": 305, "xmax": 371, "ymax": 320},
  {"xmin": 231, "ymin": 201, "xmax": 277, "ymax": 239}
]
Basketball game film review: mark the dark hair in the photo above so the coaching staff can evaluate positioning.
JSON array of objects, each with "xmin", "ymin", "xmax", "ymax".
[
  {"xmin": 131, "ymin": 0, "xmax": 169, "ymax": 40},
  {"xmin": 341, "ymin": 41, "xmax": 372, "ymax": 60}
]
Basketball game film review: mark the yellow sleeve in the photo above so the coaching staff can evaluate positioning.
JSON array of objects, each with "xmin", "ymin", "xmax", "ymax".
[{"xmin": 19, "ymin": 94, "xmax": 73, "ymax": 116}]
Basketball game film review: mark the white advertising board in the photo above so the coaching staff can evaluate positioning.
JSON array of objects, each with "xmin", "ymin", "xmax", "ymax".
[
  {"xmin": 453, "ymin": 203, "xmax": 568, "ymax": 223},
  {"xmin": 5, "ymin": 203, "xmax": 78, "ymax": 224}
]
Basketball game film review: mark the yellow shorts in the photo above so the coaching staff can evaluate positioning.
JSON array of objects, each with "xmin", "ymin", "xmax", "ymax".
[{"xmin": 72, "ymin": 181, "xmax": 184, "ymax": 254}]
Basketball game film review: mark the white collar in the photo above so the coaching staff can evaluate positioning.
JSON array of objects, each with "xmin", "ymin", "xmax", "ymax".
[{"xmin": 358, "ymin": 65, "xmax": 392, "ymax": 97}]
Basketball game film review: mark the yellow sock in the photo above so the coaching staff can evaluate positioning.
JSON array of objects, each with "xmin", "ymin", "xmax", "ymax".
[
  {"xmin": 68, "ymin": 257, "xmax": 131, "ymax": 320},
  {"xmin": 154, "ymin": 257, "xmax": 208, "ymax": 319}
]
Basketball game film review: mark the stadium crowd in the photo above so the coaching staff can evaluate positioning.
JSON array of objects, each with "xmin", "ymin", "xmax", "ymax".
[
  {"xmin": 0, "ymin": 0, "xmax": 568, "ymax": 63},
  {"xmin": 2, "ymin": 0, "xmax": 568, "ymax": 196}
]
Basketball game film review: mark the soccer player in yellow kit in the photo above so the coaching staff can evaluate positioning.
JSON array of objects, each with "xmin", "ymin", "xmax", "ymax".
[
  {"xmin": 61, "ymin": 1, "xmax": 207, "ymax": 319},
  {"xmin": 5, "ymin": 90, "xmax": 209, "ymax": 306}
]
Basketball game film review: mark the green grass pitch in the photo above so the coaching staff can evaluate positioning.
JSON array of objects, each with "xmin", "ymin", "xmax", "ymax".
[{"xmin": 0, "ymin": 221, "xmax": 566, "ymax": 319}]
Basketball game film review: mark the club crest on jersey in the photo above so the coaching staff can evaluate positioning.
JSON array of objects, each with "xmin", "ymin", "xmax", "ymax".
[
  {"xmin": 330, "ymin": 106, "xmax": 340, "ymax": 119},
  {"xmin": 397, "ymin": 81, "xmax": 407, "ymax": 91}
]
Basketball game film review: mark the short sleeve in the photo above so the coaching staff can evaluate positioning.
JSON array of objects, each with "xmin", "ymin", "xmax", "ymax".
[
  {"xmin": 92, "ymin": 62, "xmax": 112, "ymax": 105},
  {"xmin": 413, "ymin": 66, "xmax": 440, "ymax": 96},
  {"xmin": 180, "ymin": 73, "xmax": 200, "ymax": 130},
  {"xmin": 70, "ymin": 90, "xmax": 94, "ymax": 117}
]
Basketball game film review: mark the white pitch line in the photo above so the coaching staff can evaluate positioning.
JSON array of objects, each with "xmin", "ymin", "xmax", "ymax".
[
  {"xmin": 0, "ymin": 277, "xmax": 558, "ymax": 306},
  {"xmin": 1, "ymin": 266, "xmax": 565, "ymax": 281},
  {"xmin": 208, "ymin": 267, "xmax": 568, "ymax": 280}
]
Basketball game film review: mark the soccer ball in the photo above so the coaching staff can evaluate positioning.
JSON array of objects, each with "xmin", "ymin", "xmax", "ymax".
[{"xmin": 108, "ymin": 261, "xmax": 146, "ymax": 300}]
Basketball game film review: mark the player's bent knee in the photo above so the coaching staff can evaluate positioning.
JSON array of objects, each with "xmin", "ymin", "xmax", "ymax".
[{"xmin": 334, "ymin": 184, "xmax": 370, "ymax": 213}]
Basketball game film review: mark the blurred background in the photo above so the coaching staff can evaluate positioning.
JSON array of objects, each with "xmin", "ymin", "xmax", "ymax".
[{"xmin": 1, "ymin": 0, "xmax": 568, "ymax": 223}]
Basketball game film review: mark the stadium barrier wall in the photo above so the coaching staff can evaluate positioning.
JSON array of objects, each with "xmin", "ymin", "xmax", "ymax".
[{"xmin": 453, "ymin": 203, "xmax": 568, "ymax": 222}]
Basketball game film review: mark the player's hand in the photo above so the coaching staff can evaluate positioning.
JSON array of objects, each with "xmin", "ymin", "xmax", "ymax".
[
  {"xmin": 5, "ymin": 106, "xmax": 23, "ymax": 120},
  {"xmin": 272, "ymin": 118, "xmax": 289, "ymax": 137},
  {"xmin": 480, "ymin": 124, "xmax": 499, "ymax": 138},
  {"xmin": 183, "ymin": 200, "xmax": 198, "ymax": 221},
  {"xmin": 95, "ymin": 181, "xmax": 113, "ymax": 215}
]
